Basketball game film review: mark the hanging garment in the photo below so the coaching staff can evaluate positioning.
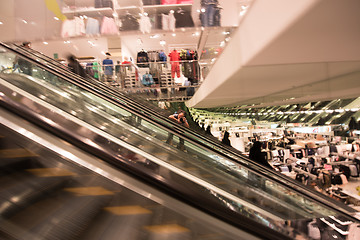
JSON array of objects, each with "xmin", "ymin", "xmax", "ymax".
[
  {"xmin": 103, "ymin": 58, "xmax": 113, "ymax": 77},
  {"xmin": 137, "ymin": 51, "xmax": 149, "ymax": 68},
  {"xmin": 101, "ymin": 17, "xmax": 119, "ymax": 35},
  {"xmin": 143, "ymin": 0, "xmax": 161, "ymax": 5},
  {"xmin": 85, "ymin": 17, "xmax": 100, "ymax": 35},
  {"xmin": 177, "ymin": 0, "xmax": 193, "ymax": 3},
  {"xmin": 61, "ymin": 19, "xmax": 76, "ymax": 38},
  {"xmin": 139, "ymin": 15, "xmax": 152, "ymax": 33},
  {"xmin": 171, "ymin": 62, "xmax": 180, "ymax": 78},
  {"xmin": 141, "ymin": 73, "xmax": 155, "ymax": 86},
  {"xmin": 169, "ymin": 49, "xmax": 180, "ymax": 78},
  {"xmin": 168, "ymin": 11, "xmax": 175, "ymax": 31},
  {"xmin": 159, "ymin": 51, "xmax": 167, "ymax": 61},
  {"xmin": 74, "ymin": 17, "xmax": 86, "ymax": 36},
  {"xmin": 120, "ymin": 14, "xmax": 139, "ymax": 31},
  {"xmin": 161, "ymin": 14, "xmax": 169, "ymax": 30},
  {"xmin": 349, "ymin": 164, "xmax": 359, "ymax": 177},
  {"xmin": 92, "ymin": 62, "xmax": 100, "ymax": 79},
  {"xmin": 174, "ymin": 9, "xmax": 194, "ymax": 28},
  {"xmin": 161, "ymin": 0, "xmax": 177, "ymax": 4}
]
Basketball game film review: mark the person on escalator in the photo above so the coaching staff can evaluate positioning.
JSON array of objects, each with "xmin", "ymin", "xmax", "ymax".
[
  {"xmin": 66, "ymin": 54, "xmax": 87, "ymax": 78},
  {"xmin": 166, "ymin": 110, "xmax": 189, "ymax": 151},
  {"xmin": 249, "ymin": 141, "xmax": 272, "ymax": 169},
  {"xmin": 14, "ymin": 42, "xmax": 33, "ymax": 76},
  {"xmin": 221, "ymin": 131, "xmax": 231, "ymax": 146}
]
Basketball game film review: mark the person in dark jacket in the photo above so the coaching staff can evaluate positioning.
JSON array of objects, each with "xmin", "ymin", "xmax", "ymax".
[
  {"xmin": 249, "ymin": 141, "xmax": 272, "ymax": 169},
  {"xmin": 221, "ymin": 131, "xmax": 231, "ymax": 146},
  {"xmin": 67, "ymin": 54, "xmax": 87, "ymax": 78}
]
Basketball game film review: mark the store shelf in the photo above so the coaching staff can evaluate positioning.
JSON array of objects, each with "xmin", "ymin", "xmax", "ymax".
[
  {"xmin": 142, "ymin": 4, "xmax": 192, "ymax": 14},
  {"xmin": 116, "ymin": 6, "xmax": 142, "ymax": 16},
  {"xmin": 62, "ymin": 7, "xmax": 114, "ymax": 18}
]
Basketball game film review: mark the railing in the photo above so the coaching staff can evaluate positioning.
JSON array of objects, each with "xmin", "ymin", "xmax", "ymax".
[{"xmin": 84, "ymin": 59, "xmax": 204, "ymax": 101}]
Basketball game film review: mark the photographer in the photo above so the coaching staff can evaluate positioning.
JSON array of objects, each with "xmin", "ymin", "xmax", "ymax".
[{"xmin": 166, "ymin": 110, "xmax": 189, "ymax": 151}]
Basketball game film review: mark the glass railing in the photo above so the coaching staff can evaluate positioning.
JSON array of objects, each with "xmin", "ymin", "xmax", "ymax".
[
  {"xmin": 2, "ymin": 42, "xmax": 359, "ymax": 220},
  {"xmin": 0, "ymin": 112, "xmax": 249, "ymax": 240},
  {"xmin": 1, "ymin": 43, "xmax": 360, "ymax": 239}
]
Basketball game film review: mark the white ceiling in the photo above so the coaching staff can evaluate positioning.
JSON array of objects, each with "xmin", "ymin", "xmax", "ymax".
[{"xmin": 187, "ymin": 0, "xmax": 360, "ymax": 109}]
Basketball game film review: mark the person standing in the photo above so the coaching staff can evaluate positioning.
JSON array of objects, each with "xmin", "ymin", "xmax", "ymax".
[
  {"xmin": 102, "ymin": 52, "xmax": 113, "ymax": 83},
  {"xmin": 166, "ymin": 110, "xmax": 189, "ymax": 151},
  {"xmin": 221, "ymin": 131, "xmax": 231, "ymax": 146},
  {"xmin": 249, "ymin": 141, "xmax": 272, "ymax": 169},
  {"xmin": 66, "ymin": 54, "xmax": 87, "ymax": 78},
  {"xmin": 15, "ymin": 42, "xmax": 33, "ymax": 76}
]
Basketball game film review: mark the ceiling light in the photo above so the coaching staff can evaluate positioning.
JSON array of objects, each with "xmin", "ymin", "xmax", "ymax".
[
  {"xmin": 170, "ymin": 10, "xmax": 174, "ymax": 13},
  {"xmin": 22, "ymin": 19, "xmax": 28, "ymax": 24},
  {"xmin": 201, "ymin": 8, "xmax": 205, "ymax": 13},
  {"xmin": 160, "ymin": 40, "xmax": 166, "ymax": 46},
  {"xmin": 43, "ymin": 42, "xmax": 48, "ymax": 45},
  {"xmin": 54, "ymin": 17, "xmax": 59, "ymax": 21},
  {"xmin": 172, "ymin": 33, "xmax": 176, "ymax": 37},
  {"xmin": 0, "ymin": 21, "xmax": 3, "ymax": 25}
]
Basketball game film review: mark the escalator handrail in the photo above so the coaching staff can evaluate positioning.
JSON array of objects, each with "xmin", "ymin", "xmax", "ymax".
[
  {"xmin": 0, "ymin": 80, "xmax": 291, "ymax": 240},
  {"xmin": 1, "ymin": 42, "xmax": 357, "ymax": 218}
]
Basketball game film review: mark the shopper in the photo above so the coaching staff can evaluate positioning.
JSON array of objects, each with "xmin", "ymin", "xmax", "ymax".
[
  {"xmin": 166, "ymin": 110, "xmax": 189, "ymax": 151},
  {"xmin": 249, "ymin": 141, "xmax": 272, "ymax": 169},
  {"xmin": 66, "ymin": 54, "xmax": 87, "ymax": 78},
  {"xmin": 221, "ymin": 131, "xmax": 231, "ymax": 146},
  {"xmin": 15, "ymin": 42, "xmax": 33, "ymax": 76},
  {"xmin": 102, "ymin": 52, "xmax": 113, "ymax": 83}
]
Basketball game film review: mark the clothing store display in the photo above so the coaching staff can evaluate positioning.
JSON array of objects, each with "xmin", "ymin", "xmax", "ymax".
[
  {"xmin": 141, "ymin": 73, "xmax": 155, "ymax": 86},
  {"xmin": 61, "ymin": 17, "xmax": 85, "ymax": 38},
  {"xmin": 161, "ymin": 12, "xmax": 176, "ymax": 31},
  {"xmin": 168, "ymin": 50, "xmax": 181, "ymax": 78},
  {"xmin": 159, "ymin": 50, "xmax": 167, "ymax": 62},
  {"xmin": 95, "ymin": 0, "xmax": 113, "ymax": 8},
  {"xmin": 137, "ymin": 50, "xmax": 150, "ymax": 68},
  {"xmin": 120, "ymin": 13, "xmax": 139, "ymax": 31},
  {"xmin": 143, "ymin": 0, "xmax": 161, "ymax": 5},
  {"xmin": 161, "ymin": 0, "xmax": 177, "ymax": 4},
  {"xmin": 101, "ymin": 17, "xmax": 119, "ymax": 35},
  {"xmin": 200, "ymin": 0, "xmax": 221, "ymax": 27},
  {"xmin": 102, "ymin": 57, "xmax": 113, "ymax": 77},
  {"xmin": 174, "ymin": 8, "xmax": 194, "ymax": 28},
  {"xmin": 177, "ymin": 0, "xmax": 193, "ymax": 3},
  {"xmin": 85, "ymin": 17, "xmax": 100, "ymax": 35},
  {"xmin": 139, "ymin": 15, "xmax": 152, "ymax": 34}
]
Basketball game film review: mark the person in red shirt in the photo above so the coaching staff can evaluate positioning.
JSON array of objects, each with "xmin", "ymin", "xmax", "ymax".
[{"xmin": 168, "ymin": 49, "xmax": 181, "ymax": 79}]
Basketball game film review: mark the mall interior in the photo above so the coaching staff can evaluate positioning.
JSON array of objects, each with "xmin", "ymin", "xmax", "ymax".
[{"xmin": 1, "ymin": 0, "xmax": 360, "ymax": 239}]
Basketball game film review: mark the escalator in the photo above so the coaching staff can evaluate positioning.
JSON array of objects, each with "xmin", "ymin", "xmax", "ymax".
[
  {"xmin": 1, "ymin": 43, "xmax": 360, "ymax": 239},
  {"xmin": 0, "ymin": 111, "xmax": 245, "ymax": 240}
]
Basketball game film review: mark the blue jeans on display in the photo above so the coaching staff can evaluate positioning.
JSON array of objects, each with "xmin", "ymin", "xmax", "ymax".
[{"xmin": 201, "ymin": 4, "xmax": 216, "ymax": 27}]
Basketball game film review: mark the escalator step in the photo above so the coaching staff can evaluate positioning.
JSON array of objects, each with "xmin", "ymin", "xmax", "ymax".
[
  {"xmin": 0, "ymin": 148, "xmax": 38, "ymax": 159},
  {"xmin": 26, "ymin": 168, "xmax": 77, "ymax": 177},
  {"xmin": 145, "ymin": 224, "xmax": 190, "ymax": 235},
  {"xmin": 104, "ymin": 205, "xmax": 152, "ymax": 215},
  {"xmin": 64, "ymin": 186, "xmax": 115, "ymax": 196}
]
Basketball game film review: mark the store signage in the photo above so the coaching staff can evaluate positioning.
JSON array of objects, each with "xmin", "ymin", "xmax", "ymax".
[{"xmin": 291, "ymin": 126, "xmax": 331, "ymax": 134}]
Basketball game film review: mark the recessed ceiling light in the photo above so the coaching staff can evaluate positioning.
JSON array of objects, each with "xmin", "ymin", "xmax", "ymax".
[
  {"xmin": 43, "ymin": 42, "xmax": 48, "ymax": 45},
  {"xmin": 54, "ymin": 17, "xmax": 59, "ymax": 21},
  {"xmin": 22, "ymin": 19, "xmax": 28, "ymax": 24}
]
